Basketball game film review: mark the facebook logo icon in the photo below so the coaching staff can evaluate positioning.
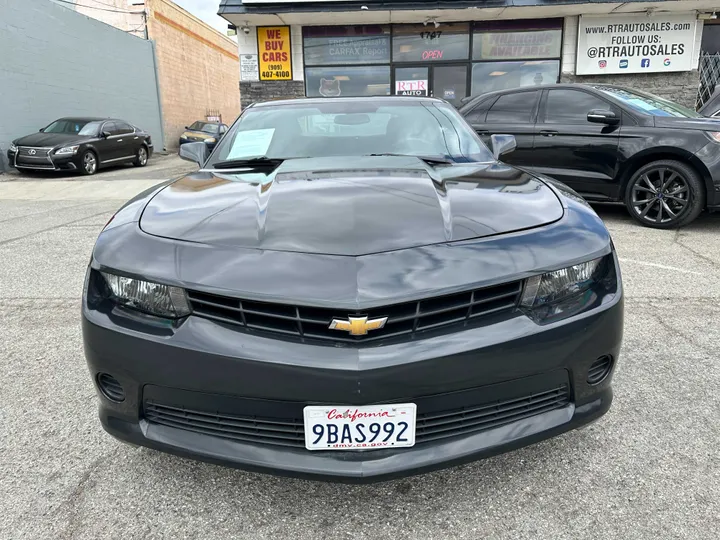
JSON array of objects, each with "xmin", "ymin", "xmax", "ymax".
[{"xmin": 641, "ymin": 58, "xmax": 651, "ymax": 68}]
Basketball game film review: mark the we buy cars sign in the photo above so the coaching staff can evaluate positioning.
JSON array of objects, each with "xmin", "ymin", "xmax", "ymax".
[
  {"xmin": 257, "ymin": 26, "xmax": 292, "ymax": 80},
  {"xmin": 576, "ymin": 13, "xmax": 697, "ymax": 75}
]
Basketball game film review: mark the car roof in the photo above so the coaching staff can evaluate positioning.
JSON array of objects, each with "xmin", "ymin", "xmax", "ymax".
[
  {"xmin": 460, "ymin": 83, "xmax": 630, "ymax": 109},
  {"xmin": 252, "ymin": 96, "xmax": 446, "ymax": 107},
  {"xmin": 57, "ymin": 117, "xmax": 109, "ymax": 122}
]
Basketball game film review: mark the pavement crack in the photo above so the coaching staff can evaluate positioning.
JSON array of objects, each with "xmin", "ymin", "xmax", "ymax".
[
  {"xmin": 673, "ymin": 230, "xmax": 717, "ymax": 267},
  {"xmin": 55, "ymin": 446, "xmax": 122, "ymax": 540},
  {"xmin": 0, "ymin": 201, "xmax": 101, "ymax": 225},
  {"xmin": 652, "ymin": 312, "xmax": 716, "ymax": 357},
  {"xmin": 0, "ymin": 210, "xmax": 110, "ymax": 247}
]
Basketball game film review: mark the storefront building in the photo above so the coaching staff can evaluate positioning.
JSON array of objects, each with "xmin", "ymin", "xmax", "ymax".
[{"xmin": 218, "ymin": 0, "xmax": 720, "ymax": 110}]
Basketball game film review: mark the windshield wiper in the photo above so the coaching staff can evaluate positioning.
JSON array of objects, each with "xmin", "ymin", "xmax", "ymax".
[
  {"xmin": 363, "ymin": 153, "xmax": 453, "ymax": 165},
  {"xmin": 212, "ymin": 156, "xmax": 285, "ymax": 169}
]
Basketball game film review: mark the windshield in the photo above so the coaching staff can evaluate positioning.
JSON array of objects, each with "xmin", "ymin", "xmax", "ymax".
[
  {"xmin": 207, "ymin": 100, "xmax": 493, "ymax": 166},
  {"xmin": 597, "ymin": 87, "xmax": 702, "ymax": 118},
  {"xmin": 189, "ymin": 121, "xmax": 220, "ymax": 134},
  {"xmin": 44, "ymin": 119, "xmax": 100, "ymax": 135}
]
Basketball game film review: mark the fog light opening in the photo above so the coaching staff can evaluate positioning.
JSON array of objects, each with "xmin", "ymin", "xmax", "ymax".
[
  {"xmin": 97, "ymin": 373, "xmax": 125, "ymax": 402},
  {"xmin": 587, "ymin": 355, "xmax": 613, "ymax": 385}
]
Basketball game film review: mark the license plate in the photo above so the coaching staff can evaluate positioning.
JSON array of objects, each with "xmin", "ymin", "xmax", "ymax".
[{"xmin": 303, "ymin": 403, "xmax": 417, "ymax": 451}]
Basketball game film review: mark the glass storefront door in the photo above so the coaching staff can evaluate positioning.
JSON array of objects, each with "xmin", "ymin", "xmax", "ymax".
[
  {"xmin": 393, "ymin": 65, "xmax": 468, "ymax": 106},
  {"xmin": 431, "ymin": 65, "xmax": 467, "ymax": 107}
]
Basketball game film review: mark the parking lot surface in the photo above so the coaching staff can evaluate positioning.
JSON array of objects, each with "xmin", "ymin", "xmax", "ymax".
[{"xmin": 1, "ymin": 169, "xmax": 719, "ymax": 539}]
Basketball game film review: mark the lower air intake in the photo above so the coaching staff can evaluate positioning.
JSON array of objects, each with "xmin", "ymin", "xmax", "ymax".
[
  {"xmin": 587, "ymin": 356, "xmax": 613, "ymax": 385},
  {"xmin": 97, "ymin": 373, "xmax": 125, "ymax": 402}
]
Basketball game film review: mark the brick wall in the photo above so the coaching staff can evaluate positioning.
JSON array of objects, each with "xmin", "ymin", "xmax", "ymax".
[
  {"xmin": 560, "ymin": 71, "xmax": 700, "ymax": 108},
  {"xmin": 146, "ymin": 0, "xmax": 240, "ymax": 149},
  {"xmin": 70, "ymin": 0, "xmax": 146, "ymax": 38},
  {"xmin": 240, "ymin": 81, "xmax": 306, "ymax": 109}
]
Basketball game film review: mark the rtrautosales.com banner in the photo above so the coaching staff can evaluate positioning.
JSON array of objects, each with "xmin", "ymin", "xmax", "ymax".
[{"xmin": 576, "ymin": 13, "xmax": 698, "ymax": 75}]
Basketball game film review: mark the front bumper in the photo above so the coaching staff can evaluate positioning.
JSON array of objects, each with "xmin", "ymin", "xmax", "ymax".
[
  {"xmin": 83, "ymin": 285, "xmax": 623, "ymax": 483},
  {"xmin": 179, "ymin": 137, "xmax": 216, "ymax": 149},
  {"xmin": 7, "ymin": 149, "xmax": 79, "ymax": 172}
]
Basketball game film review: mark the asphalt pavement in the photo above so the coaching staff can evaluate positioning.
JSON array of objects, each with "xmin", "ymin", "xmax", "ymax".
[{"xmin": 1, "ymin": 158, "xmax": 719, "ymax": 539}]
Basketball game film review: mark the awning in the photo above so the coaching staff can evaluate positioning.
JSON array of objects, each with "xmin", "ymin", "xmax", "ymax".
[{"xmin": 219, "ymin": 0, "xmax": 719, "ymax": 27}]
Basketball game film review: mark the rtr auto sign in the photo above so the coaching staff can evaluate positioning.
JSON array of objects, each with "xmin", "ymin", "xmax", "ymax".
[{"xmin": 576, "ymin": 13, "xmax": 697, "ymax": 75}]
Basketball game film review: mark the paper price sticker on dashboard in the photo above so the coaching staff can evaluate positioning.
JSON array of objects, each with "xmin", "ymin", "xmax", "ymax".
[{"xmin": 226, "ymin": 129, "xmax": 275, "ymax": 159}]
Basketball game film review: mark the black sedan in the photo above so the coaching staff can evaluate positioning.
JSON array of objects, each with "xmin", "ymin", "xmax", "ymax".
[
  {"xmin": 7, "ymin": 117, "xmax": 153, "ymax": 175},
  {"xmin": 459, "ymin": 84, "xmax": 720, "ymax": 228},
  {"xmin": 82, "ymin": 97, "xmax": 623, "ymax": 482}
]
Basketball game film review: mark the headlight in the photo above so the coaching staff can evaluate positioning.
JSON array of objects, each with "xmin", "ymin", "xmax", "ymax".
[
  {"xmin": 9, "ymin": 143, "xmax": 17, "ymax": 152},
  {"xmin": 55, "ymin": 145, "xmax": 79, "ymax": 155},
  {"xmin": 180, "ymin": 135, "xmax": 188, "ymax": 139},
  {"xmin": 101, "ymin": 272, "xmax": 191, "ymax": 318},
  {"xmin": 205, "ymin": 137, "xmax": 217, "ymax": 144},
  {"xmin": 520, "ymin": 256, "xmax": 616, "ymax": 323},
  {"xmin": 706, "ymin": 132, "xmax": 720, "ymax": 143}
]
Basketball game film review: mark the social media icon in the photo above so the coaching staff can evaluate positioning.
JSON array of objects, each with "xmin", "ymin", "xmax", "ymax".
[
  {"xmin": 641, "ymin": 58, "xmax": 650, "ymax": 68},
  {"xmin": 598, "ymin": 60, "xmax": 607, "ymax": 68},
  {"xmin": 619, "ymin": 59, "xmax": 629, "ymax": 69},
  {"xmin": 664, "ymin": 58, "xmax": 671, "ymax": 67}
]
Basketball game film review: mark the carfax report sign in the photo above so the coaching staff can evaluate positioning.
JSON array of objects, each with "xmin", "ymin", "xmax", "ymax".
[{"xmin": 576, "ymin": 13, "xmax": 697, "ymax": 75}]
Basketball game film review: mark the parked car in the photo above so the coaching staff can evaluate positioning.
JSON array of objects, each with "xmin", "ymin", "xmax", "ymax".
[
  {"xmin": 459, "ymin": 84, "xmax": 720, "ymax": 228},
  {"xmin": 179, "ymin": 121, "xmax": 228, "ymax": 150},
  {"xmin": 7, "ymin": 117, "xmax": 153, "ymax": 175},
  {"xmin": 82, "ymin": 96, "xmax": 622, "ymax": 482}
]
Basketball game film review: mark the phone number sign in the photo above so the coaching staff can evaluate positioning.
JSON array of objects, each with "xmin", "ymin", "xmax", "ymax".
[{"xmin": 258, "ymin": 26, "xmax": 292, "ymax": 80}]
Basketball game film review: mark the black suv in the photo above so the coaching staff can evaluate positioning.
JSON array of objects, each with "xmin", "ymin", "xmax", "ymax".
[{"xmin": 459, "ymin": 84, "xmax": 720, "ymax": 228}]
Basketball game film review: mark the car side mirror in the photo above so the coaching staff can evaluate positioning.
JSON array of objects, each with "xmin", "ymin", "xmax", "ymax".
[
  {"xmin": 178, "ymin": 141, "xmax": 208, "ymax": 167},
  {"xmin": 39, "ymin": 128, "xmax": 45, "ymax": 132},
  {"xmin": 587, "ymin": 109, "xmax": 619, "ymax": 125},
  {"xmin": 101, "ymin": 130, "xmax": 112, "ymax": 138},
  {"xmin": 185, "ymin": 126, "xmax": 190, "ymax": 130},
  {"xmin": 490, "ymin": 134, "xmax": 517, "ymax": 160}
]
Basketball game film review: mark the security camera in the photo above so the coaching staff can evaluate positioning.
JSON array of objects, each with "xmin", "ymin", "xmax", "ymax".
[{"xmin": 241, "ymin": 26, "xmax": 251, "ymax": 35}]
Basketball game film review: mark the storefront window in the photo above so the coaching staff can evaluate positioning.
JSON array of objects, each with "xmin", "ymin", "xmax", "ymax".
[
  {"xmin": 305, "ymin": 66, "xmax": 391, "ymax": 97},
  {"xmin": 392, "ymin": 23, "xmax": 470, "ymax": 62},
  {"xmin": 473, "ymin": 29, "xmax": 562, "ymax": 60},
  {"xmin": 469, "ymin": 20, "xmax": 562, "ymax": 98},
  {"xmin": 471, "ymin": 60, "xmax": 560, "ymax": 95},
  {"xmin": 303, "ymin": 26, "xmax": 391, "ymax": 65}
]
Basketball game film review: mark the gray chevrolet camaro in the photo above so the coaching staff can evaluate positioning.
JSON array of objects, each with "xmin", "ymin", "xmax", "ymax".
[{"xmin": 82, "ymin": 96, "xmax": 623, "ymax": 483}]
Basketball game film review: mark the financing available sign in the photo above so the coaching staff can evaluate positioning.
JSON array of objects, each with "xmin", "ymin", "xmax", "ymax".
[{"xmin": 576, "ymin": 13, "xmax": 697, "ymax": 75}]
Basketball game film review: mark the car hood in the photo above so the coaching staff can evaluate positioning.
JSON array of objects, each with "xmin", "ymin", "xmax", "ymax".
[
  {"xmin": 13, "ymin": 132, "xmax": 88, "ymax": 147},
  {"xmin": 653, "ymin": 116, "xmax": 720, "ymax": 131},
  {"xmin": 139, "ymin": 157, "xmax": 564, "ymax": 257},
  {"xmin": 182, "ymin": 130, "xmax": 216, "ymax": 140}
]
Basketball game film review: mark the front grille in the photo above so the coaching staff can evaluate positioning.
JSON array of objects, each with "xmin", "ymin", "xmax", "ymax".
[
  {"xmin": 187, "ymin": 281, "xmax": 522, "ymax": 344},
  {"xmin": 17, "ymin": 146, "xmax": 52, "ymax": 156},
  {"xmin": 16, "ymin": 147, "xmax": 53, "ymax": 168},
  {"xmin": 143, "ymin": 384, "xmax": 570, "ymax": 449}
]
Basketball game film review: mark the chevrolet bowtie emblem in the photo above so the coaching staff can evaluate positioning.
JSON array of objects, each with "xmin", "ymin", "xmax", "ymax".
[{"xmin": 329, "ymin": 315, "xmax": 388, "ymax": 336}]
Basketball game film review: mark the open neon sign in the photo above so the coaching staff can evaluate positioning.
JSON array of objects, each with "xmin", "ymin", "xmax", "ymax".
[{"xmin": 422, "ymin": 50, "xmax": 444, "ymax": 60}]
